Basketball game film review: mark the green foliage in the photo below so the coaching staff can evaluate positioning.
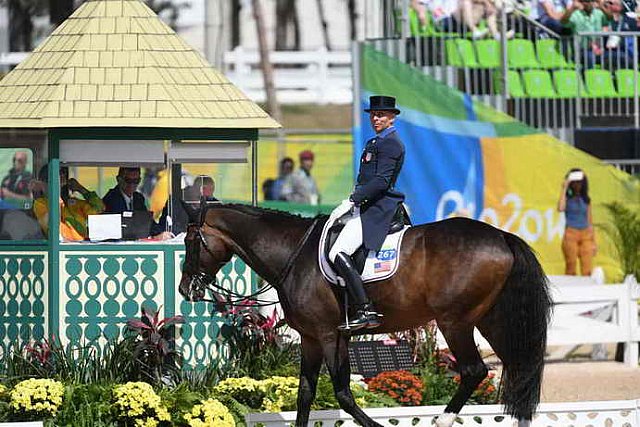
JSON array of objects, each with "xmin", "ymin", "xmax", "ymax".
[
  {"xmin": 52, "ymin": 384, "xmax": 116, "ymax": 427},
  {"xmin": 600, "ymin": 201, "xmax": 640, "ymax": 280}
]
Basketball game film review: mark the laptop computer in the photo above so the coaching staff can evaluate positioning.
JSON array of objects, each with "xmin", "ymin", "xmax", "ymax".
[{"xmin": 121, "ymin": 210, "xmax": 153, "ymax": 240}]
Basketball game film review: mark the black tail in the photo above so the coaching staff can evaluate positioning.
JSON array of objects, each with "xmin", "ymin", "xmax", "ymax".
[{"xmin": 488, "ymin": 232, "xmax": 553, "ymax": 420}]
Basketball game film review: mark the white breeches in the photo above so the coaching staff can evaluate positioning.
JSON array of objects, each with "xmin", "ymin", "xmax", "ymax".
[{"xmin": 328, "ymin": 207, "xmax": 363, "ymax": 263}]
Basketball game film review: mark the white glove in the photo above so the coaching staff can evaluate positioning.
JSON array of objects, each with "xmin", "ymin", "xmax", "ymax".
[{"xmin": 330, "ymin": 199, "xmax": 354, "ymax": 220}]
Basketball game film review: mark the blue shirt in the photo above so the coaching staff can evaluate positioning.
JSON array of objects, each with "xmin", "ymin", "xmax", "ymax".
[{"xmin": 565, "ymin": 196, "xmax": 589, "ymax": 229}]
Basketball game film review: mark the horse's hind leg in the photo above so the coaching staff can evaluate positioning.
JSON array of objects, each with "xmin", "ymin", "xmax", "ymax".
[
  {"xmin": 322, "ymin": 334, "xmax": 382, "ymax": 427},
  {"xmin": 295, "ymin": 336, "xmax": 324, "ymax": 427},
  {"xmin": 436, "ymin": 324, "xmax": 488, "ymax": 427}
]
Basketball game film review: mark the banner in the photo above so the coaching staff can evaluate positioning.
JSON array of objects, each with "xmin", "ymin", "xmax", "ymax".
[{"xmin": 357, "ymin": 45, "xmax": 639, "ymax": 278}]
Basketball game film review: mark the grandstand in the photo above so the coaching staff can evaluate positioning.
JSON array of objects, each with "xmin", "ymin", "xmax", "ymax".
[{"xmin": 364, "ymin": 0, "xmax": 640, "ymax": 173}]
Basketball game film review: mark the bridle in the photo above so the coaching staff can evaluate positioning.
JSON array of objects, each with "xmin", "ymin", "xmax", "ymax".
[{"xmin": 183, "ymin": 215, "xmax": 320, "ymax": 308}]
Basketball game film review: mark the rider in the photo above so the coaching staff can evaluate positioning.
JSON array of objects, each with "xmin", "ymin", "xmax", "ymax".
[{"xmin": 329, "ymin": 95, "xmax": 405, "ymax": 331}]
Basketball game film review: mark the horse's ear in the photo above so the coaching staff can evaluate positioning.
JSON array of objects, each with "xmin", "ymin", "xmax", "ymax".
[{"xmin": 180, "ymin": 200, "xmax": 199, "ymax": 224}]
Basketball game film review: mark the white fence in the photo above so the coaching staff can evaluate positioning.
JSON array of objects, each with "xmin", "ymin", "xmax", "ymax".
[
  {"xmin": 0, "ymin": 52, "xmax": 28, "ymax": 68},
  {"xmin": 441, "ymin": 275, "xmax": 640, "ymax": 368},
  {"xmin": 222, "ymin": 48, "xmax": 352, "ymax": 104},
  {"xmin": 246, "ymin": 399, "xmax": 640, "ymax": 426}
]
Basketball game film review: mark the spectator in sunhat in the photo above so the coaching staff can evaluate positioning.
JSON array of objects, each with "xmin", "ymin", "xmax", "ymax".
[
  {"xmin": 281, "ymin": 150, "xmax": 319, "ymax": 205},
  {"xmin": 328, "ymin": 95, "xmax": 406, "ymax": 331}
]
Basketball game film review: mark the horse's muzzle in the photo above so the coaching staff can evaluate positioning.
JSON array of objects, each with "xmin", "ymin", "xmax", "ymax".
[{"xmin": 179, "ymin": 273, "xmax": 214, "ymax": 302}]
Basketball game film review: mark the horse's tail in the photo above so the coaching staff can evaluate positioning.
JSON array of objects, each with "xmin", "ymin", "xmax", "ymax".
[{"xmin": 488, "ymin": 231, "xmax": 552, "ymax": 420}]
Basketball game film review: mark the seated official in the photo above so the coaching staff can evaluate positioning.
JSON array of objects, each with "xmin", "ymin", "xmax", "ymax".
[
  {"xmin": 103, "ymin": 167, "xmax": 173, "ymax": 240},
  {"xmin": 32, "ymin": 166, "xmax": 104, "ymax": 241}
]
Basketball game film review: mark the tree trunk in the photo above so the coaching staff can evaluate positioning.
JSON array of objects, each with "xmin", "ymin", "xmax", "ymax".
[
  {"xmin": 316, "ymin": 0, "xmax": 331, "ymax": 50},
  {"xmin": 9, "ymin": 0, "xmax": 33, "ymax": 52},
  {"xmin": 252, "ymin": 0, "xmax": 282, "ymax": 124},
  {"xmin": 49, "ymin": 0, "xmax": 73, "ymax": 25},
  {"xmin": 230, "ymin": 0, "xmax": 241, "ymax": 49},
  {"xmin": 348, "ymin": 0, "xmax": 357, "ymax": 41},
  {"xmin": 275, "ymin": 0, "xmax": 300, "ymax": 51}
]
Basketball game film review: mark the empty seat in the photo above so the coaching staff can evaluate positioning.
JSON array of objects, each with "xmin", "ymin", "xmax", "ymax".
[
  {"xmin": 445, "ymin": 39, "xmax": 463, "ymax": 67},
  {"xmin": 507, "ymin": 39, "xmax": 541, "ymax": 69},
  {"xmin": 553, "ymin": 70, "xmax": 586, "ymax": 98},
  {"xmin": 506, "ymin": 70, "xmax": 526, "ymax": 98},
  {"xmin": 615, "ymin": 69, "xmax": 637, "ymax": 97},
  {"xmin": 536, "ymin": 39, "xmax": 573, "ymax": 69},
  {"xmin": 522, "ymin": 70, "xmax": 558, "ymax": 98},
  {"xmin": 585, "ymin": 69, "xmax": 618, "ymax": 98},
  {"xmin": 475, "ymin": 39, "xmax": 501, "ymax": 68},
  {"xmin": 446, "ymin": 39, "xmax": 480, "ymax": 68}
]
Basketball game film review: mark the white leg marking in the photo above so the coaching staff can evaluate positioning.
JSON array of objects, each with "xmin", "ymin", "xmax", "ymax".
[
  {"xmin": 435, "ymin": 413, "xmax": 457, "ymax": 427},
  {"xmin": 518, "ymin": 419, "xmax": 531, "ymax": 427}
]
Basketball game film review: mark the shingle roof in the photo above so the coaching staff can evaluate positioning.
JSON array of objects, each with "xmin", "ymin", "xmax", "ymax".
[{"xmin": 0, "ymin": 0, "xmax": 280, "ymax": 129}]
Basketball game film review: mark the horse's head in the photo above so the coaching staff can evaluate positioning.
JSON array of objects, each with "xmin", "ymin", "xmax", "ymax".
[{"xmin": 179, "ymin": 201, "xmax": 234, "ymax": 302}]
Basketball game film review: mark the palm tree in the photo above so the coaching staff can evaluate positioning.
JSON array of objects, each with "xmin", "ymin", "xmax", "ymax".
[{"xmin": 600, "ymin": 201, "xmax": 640, "ymax": 280}]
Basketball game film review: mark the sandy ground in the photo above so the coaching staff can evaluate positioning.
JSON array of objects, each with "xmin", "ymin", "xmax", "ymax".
[{"xmin": 540, "ymin": 361, "xmax": 640, "ymax": 402}]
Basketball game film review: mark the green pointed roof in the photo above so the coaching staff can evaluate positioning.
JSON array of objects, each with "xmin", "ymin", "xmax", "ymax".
[{"xmin": 0, "ymin": 0, "xmax": 280, "ymax": 129}]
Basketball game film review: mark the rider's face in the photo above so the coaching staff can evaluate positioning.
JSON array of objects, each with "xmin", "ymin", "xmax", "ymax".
[{"xmin": 369, "ymin": 110, "xmax": 396, "ymax": 133}]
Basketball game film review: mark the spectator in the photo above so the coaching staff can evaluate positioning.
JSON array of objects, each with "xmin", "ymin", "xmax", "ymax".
[
  {"xmin": 602, "ymin": 0, "xmax": 637, "ymax": 67},
  {"xmin": 103, "ymin": 167, "xmax": 146, "ymax": 213},
  {"xmin": 32, "ymin": 165, "xmax": 104, "ymax": 241},
  {"xmin": 410, "ymin": 0, "xmax": 460, "ymax": 33},
  {"xmin": 281, "ymin": 151, "xmax": 319, "ymax": 205},
  {"xmin": 194, "ymin": 175, "xmax": 217, "ymax": 200},
  {"xmin": 455, "ymin": 0, "xmax": 515, "ymax": 39},
  {"xmin": 561, "ymin": 0, "xmax": 608, "ymax": 67},
  {"xmin": 270, "ymin": 157, "xmax": 294, "ymax": 201},
  {"xmin": 1, "ymin": 151, "xmax": 32, "ymax": 201},
  {"xmin": 531, "ymin": 0, "xmax": 574, "ymax": 35},
  {"xmin": 557, "ymin": 168, "xmax": 596, "ymax": 276},
  {"xmin": 103, "ymin": 167, "xmax": 172, "ymax": 240}
]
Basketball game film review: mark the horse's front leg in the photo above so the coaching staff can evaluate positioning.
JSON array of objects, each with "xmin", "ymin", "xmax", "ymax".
[
  {"xmin": 322, "ymin": 333, "xmax": 382, "ymax": 427},
  {"xmin": 296, "ymin": 336, "xmax": 324, "ymax": 427}
]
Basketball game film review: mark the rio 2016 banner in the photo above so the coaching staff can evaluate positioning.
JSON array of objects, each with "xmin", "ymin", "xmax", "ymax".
[{"xmin": 355, "ymin": 45, "xmax": 639, "ymax": 278}]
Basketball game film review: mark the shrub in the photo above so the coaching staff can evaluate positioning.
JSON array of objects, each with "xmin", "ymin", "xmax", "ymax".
[
  {"xmin": 213, "ymin": 377, "xmax": 265, "ymax": 410},
  {"xmin": 260, "ymin": 376, "xmax": 298, "ymax": 412},
  {"xmin": 9, "ymin": 378, "xmax": 65, "ymax": 420},
  {"xmin": 112, "ymin": 382, "xmax": 171, "ymax": 427},
  {"xmin": 366, "ymin": 371, "xmax": 424, "ymax": 406},
  {"xmin": 600, "ymin": 202, "xmax": 640, "ymax": 280},
  {"xmin": 184, "ymin": 398, "xmax": 235, "ymax": 427}
]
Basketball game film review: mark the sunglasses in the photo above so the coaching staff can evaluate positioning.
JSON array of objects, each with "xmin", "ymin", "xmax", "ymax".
[{"xmin": 123, "ymin": 177, "xmax": 141, "ymax": 185}]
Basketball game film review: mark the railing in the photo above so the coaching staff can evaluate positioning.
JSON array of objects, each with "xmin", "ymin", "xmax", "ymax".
[
  {"xmin": 222, "ymin": 47, "xmax": 352, "ymax": 104},
  {"xmin": 0, "ymin": 52, "xmax": 28, "ymax": 69},
  {"xmin": 606, "ymin": 159, "xmax": 640, "ymax": 175},
  {"xmin": 246, "ymin": 399, "xmax": 640, "ymax": 426}
]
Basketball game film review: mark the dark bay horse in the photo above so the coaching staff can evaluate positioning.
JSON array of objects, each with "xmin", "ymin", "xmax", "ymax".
[{"xmin": 179, "ymin": 203, "xmax": 552, "ymax": 427}]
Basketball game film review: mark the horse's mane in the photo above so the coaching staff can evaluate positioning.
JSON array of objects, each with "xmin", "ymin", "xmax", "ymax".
[{"xmin": 210, "ymin": 203, "xmax": 328, "ymax": 223}]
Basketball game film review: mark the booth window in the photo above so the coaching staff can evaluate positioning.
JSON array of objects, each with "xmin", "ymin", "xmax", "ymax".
[{"xmin": 0, "ymin": 132, "xmax": 48, "ymax": 241}]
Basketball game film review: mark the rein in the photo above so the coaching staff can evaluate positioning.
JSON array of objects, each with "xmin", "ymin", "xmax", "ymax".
[{"xmin": 190, "ymin": 217, "xmax": 320, "ymax": 307}]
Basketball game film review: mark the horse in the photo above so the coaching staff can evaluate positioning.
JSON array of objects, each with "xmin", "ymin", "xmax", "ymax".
[{"xmin": 179, "ymin": 202, "xmax": 552, "ymax": 427}]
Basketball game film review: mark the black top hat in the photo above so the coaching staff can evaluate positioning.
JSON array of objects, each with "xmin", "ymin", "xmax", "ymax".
[{"xmin": 364, "ymin": 95, "xmax": 401, "ymax": 115}]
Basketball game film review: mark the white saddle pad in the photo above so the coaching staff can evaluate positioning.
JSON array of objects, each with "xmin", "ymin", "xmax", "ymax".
[{"xmin": 318, "ymin": 216, "xmax": 410, "ymax": 285}]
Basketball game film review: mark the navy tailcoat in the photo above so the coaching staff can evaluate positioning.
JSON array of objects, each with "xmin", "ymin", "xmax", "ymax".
[{"xmin": 350, "ymin": 127, "xmax": 405, "ymax": 251}]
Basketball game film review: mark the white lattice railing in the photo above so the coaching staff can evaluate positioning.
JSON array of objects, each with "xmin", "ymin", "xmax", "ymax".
[{"xmin": 246, "ymin": 400, "xmax": 640, "ymax": 427}]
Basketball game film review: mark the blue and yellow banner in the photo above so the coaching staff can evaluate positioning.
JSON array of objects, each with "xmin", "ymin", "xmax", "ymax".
[{"xmin": 356, "ymin": 45, "xmax": 639, "ymax": 278}]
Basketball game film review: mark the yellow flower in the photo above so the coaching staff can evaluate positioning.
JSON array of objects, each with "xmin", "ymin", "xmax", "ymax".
[
  {"xmin": 113, "ymin": 382, "xmax": 170, "ymax": 425},
  {"xmin": 9, "ymin": 379, "xmax": 65, "ymax": 417},
  {"xmin": 185, "ymin": 398, "xmax": 235, "ymax": 427}
]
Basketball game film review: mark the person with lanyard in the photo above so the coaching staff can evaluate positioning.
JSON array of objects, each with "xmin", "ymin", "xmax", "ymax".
[{"xmin": 328, "ymin": 95, "xmax": 406, "ymax": 331}]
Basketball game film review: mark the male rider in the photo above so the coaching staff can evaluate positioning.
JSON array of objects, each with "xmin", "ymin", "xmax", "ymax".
[{"xmin": 329, "ymin": 95, "xmax": 405, "ymax": 331}]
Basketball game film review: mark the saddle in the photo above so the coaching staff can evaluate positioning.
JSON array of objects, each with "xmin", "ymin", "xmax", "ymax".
[{"xmin": 319, "ymin": 204, "xmax": 412, "ymax": 285}]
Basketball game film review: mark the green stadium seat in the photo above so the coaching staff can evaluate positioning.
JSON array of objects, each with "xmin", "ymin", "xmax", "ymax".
[
  {"xmin": 535, "ymin": 39, "xmax": 573, "ymax": 69},
  {"xmin": 445, "ymin": 39, "xmax": 463, "ymax": 67},
  {"xmin": 475, "ymin": 39, "xmax": 501, "ymax": 68},
  {"xmin": 615, "ymin": 69, "xmax": 637, "ymax": 97},
  {"xmin": 507, "ymin": 39, "xmax": 541, "ymax": 69},
  {"xmin": 446, "ymin": 39, "xmax": 480, "ymax": 68},
  {"xmin": 408, "ymin": 7, "xmax": 447, "ymax": 36},
  {"xmin": 585, "ymin": 69, "xmax": 618, "ymax": 98},
  {"xmin": 522, "ymin": 70, "xmax": 558, "ymax": 98},
  {"xmin": 500, "ymin": 70, "xmax": 527, "ymax": 98},
  {"xmin": 553, "ymin": 70, "xmax": 586, "ymax": 98}
]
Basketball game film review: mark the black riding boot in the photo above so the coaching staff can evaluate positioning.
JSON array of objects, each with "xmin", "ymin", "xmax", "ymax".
[{"xmin": 333, "ymin": 252, "xmax": 383, "ymax": 331}]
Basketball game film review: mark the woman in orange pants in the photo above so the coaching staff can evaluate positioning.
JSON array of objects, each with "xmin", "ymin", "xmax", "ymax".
[{"xmin": 557, "ymin": 169, "xmax": 597, "ymax": 275}]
